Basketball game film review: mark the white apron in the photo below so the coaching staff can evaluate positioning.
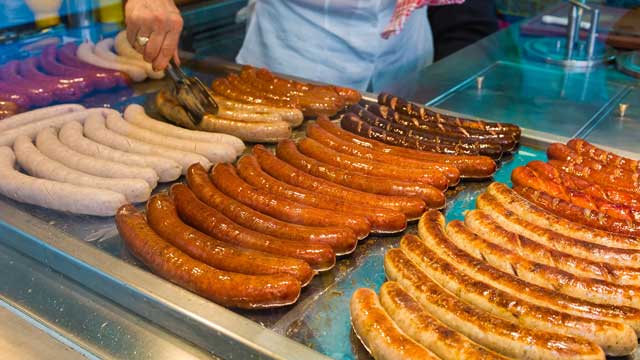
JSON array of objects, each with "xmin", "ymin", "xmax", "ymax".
[{"xmin": 236, "ymin": 0, "xmax": 433, "ymax": 92}]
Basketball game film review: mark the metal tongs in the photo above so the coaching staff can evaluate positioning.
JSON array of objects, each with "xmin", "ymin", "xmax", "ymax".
[{"xmin": 166, "ymin": 58, "xmax": 219, "ymax": 126}]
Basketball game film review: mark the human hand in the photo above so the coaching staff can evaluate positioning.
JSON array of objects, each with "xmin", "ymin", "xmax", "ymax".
[{"xmin": 125, "ymin": 0, "xmax": 183, "ymax": 71}]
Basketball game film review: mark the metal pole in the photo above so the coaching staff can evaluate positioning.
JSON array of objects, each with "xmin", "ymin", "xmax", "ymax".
[
  {"xmin": 587, "ymin": 9, "xmax": 600, "ymax": 59},
  {"xmin": 566, "ymin": 4, "xmax": 577, "ymax": 59}
]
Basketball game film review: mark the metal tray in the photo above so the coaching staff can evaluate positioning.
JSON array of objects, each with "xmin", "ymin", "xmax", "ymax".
[{"xmin": 0, "ymin": 60, "xmax": 637, "ymax": 360}]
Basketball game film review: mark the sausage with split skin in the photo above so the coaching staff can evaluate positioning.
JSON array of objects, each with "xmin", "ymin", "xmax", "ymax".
[
  {"xmin": 235, "ymin": 155, "xmax": 407, "ymax": 233},
  {"xmin": 14, "ymin": 135, "xmax": 151, "ymax": 203},
  {"xmin": 416, "ymin": 210, "xmax": 640, "ymax": 336},
  {"xmin": 385, "ymin": 248, "xmax": 605, "ymax": 360},
  {"xmin": 146, "ymin": 193, "xmax": 314, "ymax": 286},
  {"xmin": 486, "ymin": 182, "xmax": 640, "ymax": 250},
  {"xmin": 317, "ymin": 117, "xmax": 496, "ymax": 178},
  {"xmin": 276, "ymin": 139, "xmax": 446, "ymax": 208},
  {"xmin": 297, "ymin": 137, "xmax": 450, "ymax": 190},
  {"xmin": 187, "ymin": 163, "xmax": 360, "ymax": 251},
  {"xmin": 253, "ymin": 144, "xmax": 426, "ymax": 219},
  {"xmin": 210, "ymin": 163, "xmax": 366, "ymax": 250},
  {"xmin": 170, "ymin": 183, "xmax": 336, "ymax": 271},
  {"xmin": 350, "ymin": 287, "xmax": 439, "ymax": 360},
  {"xmin": 0, "ymin": 146, "xmax": 125, "ymax": 216},
  {"xmin": 476, "ymin": 192, "xmax": 640, "ymax": 268},
  {"xmin": 307, "ymin": 121, "xmax": 461, "ymax": 184},
  {"xmin": 116, "ymin": 204, "xmax": 301, "ymax": 309},
  {"xmin": 378, "ymin": 282, "xmax": 509, "ymax": 360},
  {"xmin": 401, "ymin": 233, "xmax": 636, "ymax": 356}
]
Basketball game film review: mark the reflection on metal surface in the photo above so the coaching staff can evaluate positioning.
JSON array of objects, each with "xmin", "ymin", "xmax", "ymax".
[
  {"xmin": 0, "ymin": 242, "xmax": 214, "ymax": 360},
  {"xmin": 476, "ymin": 76, "xmax": 485, "ymax": 90},
  {"xmin": 619, "ymin": 103, "xmax": 629, "ymax": 118}
]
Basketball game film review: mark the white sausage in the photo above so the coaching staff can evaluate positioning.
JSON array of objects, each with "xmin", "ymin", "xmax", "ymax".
[
  {"xmin": 0, "ymin": 108, "xmax": 112, "ymax": 147},
  {"xmin": 36, "ymin": 127, "xmax": 159, "ymax": 188},
  {"xmin": 114, "ymin": 31, "xmax": 144, "ymax": 60},
  {"xmin": 84, "ymin": 112, "xmax": 211, "ymax": 173},
  {"xmin": 0, "ymin": 104, "xmax": 86, "ymax": 133},
  {"xmin": 14, "ymin": 135, "xmax": 151, "ymax": 203},
  {"xmin": 59, "ymin": 120, "xmax": 181, "ymax": 182},
  {"xmin": 95, "ymin": 38, "xmax": 164, "ymax": 79},
  {"xmin": 108, "ymin": 109, "xmax": 236, "ymax": 163},
  {"xmin": 77, "ymin": 42, "xmax": 147, "ymax": 82},
  {"xmin": 123, "ymin": 104, "xmax": 245, "ymax": 154},
  {"xmin": 0, "ymin": 146, "xmax": 125, "ymax": 216}
]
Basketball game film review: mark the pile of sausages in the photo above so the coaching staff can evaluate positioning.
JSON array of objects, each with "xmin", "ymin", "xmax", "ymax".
[
  {"xmin": 158, "ymin": 66, "xmax": 361, "ymax": 143},
  {"xmin": 342, "ymin": 93, "xmax": 520, "ymax": 159},
  {"xmin": 512, "ymin": 139, "xmax": 640, "ymax": 237},
  {"xmin": 0, "ymin": 31, "xmax": 160, "ymax": 113},
  {"xmin": 0, "ymin": 104, "xmax": 243, "ymax": 216},
  {"xmin": 352, "ymin": 180, "xmax": 640, "ymax": 359}
]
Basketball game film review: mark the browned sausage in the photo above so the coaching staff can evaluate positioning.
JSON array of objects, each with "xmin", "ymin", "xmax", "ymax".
[
  {"xmin": 297, "ymin": 137, "xmax": 450, "ymax": 190},
  {"xmin": 170, "ymin": 183, "xmax": 336, "ymax": 271},
  {"xmin": 318, "ymin": 117, "xmax": 495, "ymax": 178},
  {"xmin": 146, "ymin": 193, "xmax": 314, "ymax": 285},
  {"xmin": 253, "ymin": 144, "xmax": 426, "ymax": 219},
  {"xmin": 276, "ymin": 139, "xmax": 446, "ymax": 208},
  {"xmin": 115, "ymin": 204, "xmax": 301, "ymax": 309},
  {"xmin": 549, "ymin": 159, "xmax": 640, "ymax": 193},
  {"xmin": 210, "ymin": 164, "xmax": 364, "ymax": 253},
  {"xmin": 235, "ymin": 155, "xmax": 407, "ymax": 233},
  {"xmin": 568, "ymin": 139, "xmax": 639, "ymax": 173},
  {"xmin": 186, "ymin": 163, "xmax": 360, "ymax": 251}
]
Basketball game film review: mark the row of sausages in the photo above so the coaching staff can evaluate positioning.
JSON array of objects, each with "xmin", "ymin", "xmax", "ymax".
[
  {"xmin": 113, "ymin": 109, "xmax": 510, "ymax": 309},
  {"xmin": 0, "ymin": 31, "xmax": 158, "ymax": 114},
  {"xmin": 512, "ymin": 139, "xmax": 640, "ymax": 238},
  {"xmin": 157, "ymin": 66, "xmax": 362, "ymax": 143},
  {"xmin": 343, "ymin": 93, "xmax": 521, "ymax": 159},
  {"xmin": 0, "ymin": 104, "xmax": 244, "ymax": 216},
  {"xmin": 353, "ymin": 180, "xmax": 640, "ymax": 359}
]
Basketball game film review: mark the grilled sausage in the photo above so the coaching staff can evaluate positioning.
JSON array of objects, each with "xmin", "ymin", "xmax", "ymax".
[
  {"xmin": 317, "ymin": 117, "xmax": 496, "ymax": 178},
  {"xmin": 276, "ymin": 139, "xmax": 446, "ymax": 208},
  {"xmin": 210, "ymin": 163, "xmax": 367, "ymax": 247},
  {"xmin": 379, "ymin": 281, "xmax": 509, "ymax": 360},
  {"xmin": 236, "ymin": 155, "xmax": 407, "ymax": 233},
  {"xmin": 350, "ymin": 287, "xmax": 439, "ymax": 360},
  {"xmin": 146, "ymin": 193, "xmax": 314, "ymax": 285},
  {"xmin": 297, "ymin": 137, "xmax": 450, "ymax": 190},
  {"xmin": 170, "ymin": 183, "xmax": 336, "ymax": 270},
  {"xmin": 416, "ymin": 209, "xmax": 640, "ymax": 336},
  {"xmin": 186, "ymin": 163, "xmax": 360, "ymax": 252},
  {"xmin": 568, "ymin": 139, "xmax": 639, "ymax": 173},
  {"xmin": 401, "ymin": 233, "xmax": 636, "ymax": 356},
  {"xmin": 385, "ymin": 248, "xmax": 604, "ymax": 360},
  {"xmin": 116, "ymin": 204, "xmax": 301, "ymax": 309},
  {"xmin": 253, "ymin": 144, "xmax": 426, "ymax": 218}
]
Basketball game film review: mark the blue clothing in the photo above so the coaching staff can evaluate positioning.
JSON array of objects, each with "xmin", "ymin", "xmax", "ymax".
[{"xmin": 236, "ymin": 1, "xmax": 433, "ymax": 92}]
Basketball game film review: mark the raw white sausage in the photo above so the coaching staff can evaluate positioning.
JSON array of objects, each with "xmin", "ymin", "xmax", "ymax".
[
  {"xmin": 95, "ymin": 38, "xmax": 164, "ymax": 79},
  {"xmin": 123, "ymin": 104, "xmax": 245, "ymax": 154},
  {"xmin": 0, "ymin": 104, "xmax": 86, "ymax": 133},
  {"xmin": 14, "ymin": 135, "xmax": 151, "ymax": 203},
  {"xmin": 59, "ymin": 120, "xmax": 181, "ymax": 182},
  {"xmin": 0, "ymin": 108, "xmax": 111, "ymax": 147},
  {"xmin": 114, "ymin": 31, "xmax": 144, "ymax": 60},
  {"xmin": 77, "ymin": 42, "xmax": 147, "ymax": 82},
  {"xmin": 84, "ymin": 112, "xmax": 211, "ymax": 173},
  {"xmin": 36, "ymin": 127, "xmax": 158, "ymax": 188},
  {"xmin": 0, "ymin": 146, "xmax": 125, "ymax": 216}
]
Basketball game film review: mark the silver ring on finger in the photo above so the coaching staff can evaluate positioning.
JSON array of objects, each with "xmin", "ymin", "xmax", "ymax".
[{"xmin": 136, "ymin": 35, "xmax": 150, "ymax": 47}]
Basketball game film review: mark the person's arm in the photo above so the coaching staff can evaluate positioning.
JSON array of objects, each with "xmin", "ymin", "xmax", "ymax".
[
  {"xmin": 428, "ymin": 0, "xmax": 499, "ymax": 61},
  {"xmin": 124, "ymin": 0, "xmax": 184, "ymax": 70}
]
